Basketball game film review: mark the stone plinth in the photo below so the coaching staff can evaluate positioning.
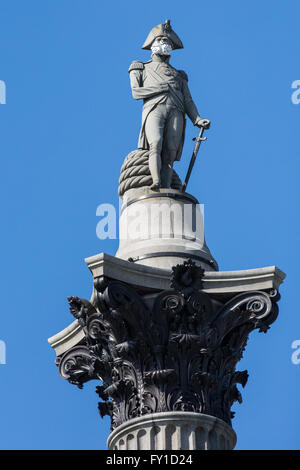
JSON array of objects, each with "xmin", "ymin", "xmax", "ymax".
[
  {"xmin": 116, "ymin": 188, "xmax": 217, "ymax": 271},
  {"xmin": 107, "ymin": 412, "xmax": 236, "ymax": 450}
]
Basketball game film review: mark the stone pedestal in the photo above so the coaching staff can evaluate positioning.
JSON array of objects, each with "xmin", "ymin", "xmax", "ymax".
[
  {"xmin": 116, "ymin": 187, "xmax": 217, "ymax": 271},
  {"xmin": 107, "ymin": 412, "xmax": 236, "ymax": 450}
]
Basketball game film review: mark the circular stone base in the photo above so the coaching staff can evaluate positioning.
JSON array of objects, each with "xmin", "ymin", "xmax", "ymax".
[
  {"xmin": 116, "ymin": 188, "xmax": 218, "ymax": 271},
  {"xmin": 107, "ymin": 412, "xmax": 236, "ymax": 450}
]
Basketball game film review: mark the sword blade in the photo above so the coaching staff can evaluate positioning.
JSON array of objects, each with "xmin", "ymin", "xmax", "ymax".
[{"xmin": 182, "ymin": 126, "xmax": 206, "ymax": 192}]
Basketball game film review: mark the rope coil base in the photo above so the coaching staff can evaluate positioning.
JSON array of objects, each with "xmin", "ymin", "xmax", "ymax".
[{"xmin": 118, "ymin": 150, "xmax": 182, "ymax": 197}]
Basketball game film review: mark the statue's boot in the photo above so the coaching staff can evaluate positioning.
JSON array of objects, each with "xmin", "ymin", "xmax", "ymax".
[{"xmin": 150, "ymin": 181, "xmax": 161, "ymax": 191}]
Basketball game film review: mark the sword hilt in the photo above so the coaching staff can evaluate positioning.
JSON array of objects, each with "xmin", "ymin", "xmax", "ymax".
[{"xmin": 193, "ymin": 124, "xmax": 207, "ymax": 142}]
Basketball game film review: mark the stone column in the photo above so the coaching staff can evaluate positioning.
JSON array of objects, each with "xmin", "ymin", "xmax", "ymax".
[
  {"xmin": 107, "ymin": 412, "xmax": 236, "ymax": 450},
  {"xmin": 48, "ymin": 186, "xmax": 285, "ymax": 451},
  {"xmin": 49, "ymin": 255, "xmax": 285, "ymax": 451}
]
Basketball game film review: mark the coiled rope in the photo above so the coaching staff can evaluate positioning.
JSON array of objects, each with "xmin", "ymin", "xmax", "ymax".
[{"xmin": 118, "ymin": 150, "xmax": 182, "ymax": 197}]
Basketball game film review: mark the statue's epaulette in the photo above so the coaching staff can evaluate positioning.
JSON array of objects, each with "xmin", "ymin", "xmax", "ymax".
[
  {"xmin": 128, "ymin": 61, "xmax": 144, "ymax": 73},
  {"xmin": 178, "ymin": 70, "xmax": 188, "ymax": 81}
]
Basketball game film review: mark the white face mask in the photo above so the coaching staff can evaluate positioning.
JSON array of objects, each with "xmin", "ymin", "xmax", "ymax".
[{"xmin": 151, "ymin": 38, "xmax": 172, "ymax": 56}]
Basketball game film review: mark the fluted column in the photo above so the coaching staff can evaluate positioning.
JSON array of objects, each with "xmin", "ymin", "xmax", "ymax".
[{"xmin": 107, "ymin": 412, "xmax": 236, "ymax": 450}]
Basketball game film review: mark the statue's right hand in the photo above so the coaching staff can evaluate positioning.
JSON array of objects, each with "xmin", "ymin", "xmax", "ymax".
[{"xmin": 195, "ymin": 117, "xmax": 211, "ymax": 129}]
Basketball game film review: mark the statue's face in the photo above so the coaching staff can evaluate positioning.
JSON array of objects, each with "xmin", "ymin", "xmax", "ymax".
[{"xmin": 151, "ymin": 36, "xmax": 173, "ymax": 56}]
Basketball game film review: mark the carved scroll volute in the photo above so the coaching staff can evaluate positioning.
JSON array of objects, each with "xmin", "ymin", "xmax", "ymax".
[
  {"xmin": 57, "ymin": 345, "xmax": 96, "ymax": 389},
  {"xmin": 211, "ymin": 290, "xmax": 278, "ymax": 347}
]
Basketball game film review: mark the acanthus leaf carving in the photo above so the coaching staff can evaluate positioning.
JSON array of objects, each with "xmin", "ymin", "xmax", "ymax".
[{"xmin": 56, "ymin": 261, "xmax": 280, "ymax": 431}]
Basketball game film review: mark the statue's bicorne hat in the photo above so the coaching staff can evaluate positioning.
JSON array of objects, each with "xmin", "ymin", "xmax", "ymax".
[{"xmin": 142, "ymin": 19, "xmax": 183, "ymax": 50}]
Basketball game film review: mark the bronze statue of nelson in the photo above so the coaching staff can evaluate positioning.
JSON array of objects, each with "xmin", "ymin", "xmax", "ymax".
[{"xmin": 129, "ymin": 19, "xmax": 210, "ymax": 191}]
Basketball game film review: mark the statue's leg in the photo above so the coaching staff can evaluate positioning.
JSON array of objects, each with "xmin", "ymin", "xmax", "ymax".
[
  {"xmin": 144, "ymin": 106, "xmax": 165, "ymax": 190},
  {"xmin": 161, "ymin": 109, "xmax": 184, "ymax": 188}
]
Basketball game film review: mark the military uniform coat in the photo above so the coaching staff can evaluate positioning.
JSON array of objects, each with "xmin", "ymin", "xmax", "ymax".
[{"xmin": 129, "ymin": 55, "xmax": 200, "ymax": 161}]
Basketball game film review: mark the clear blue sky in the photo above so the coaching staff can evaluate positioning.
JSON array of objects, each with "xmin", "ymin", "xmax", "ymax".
[{"xmin": 0, "ymin": 0, "xmax": 299, "ymax": 450}]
